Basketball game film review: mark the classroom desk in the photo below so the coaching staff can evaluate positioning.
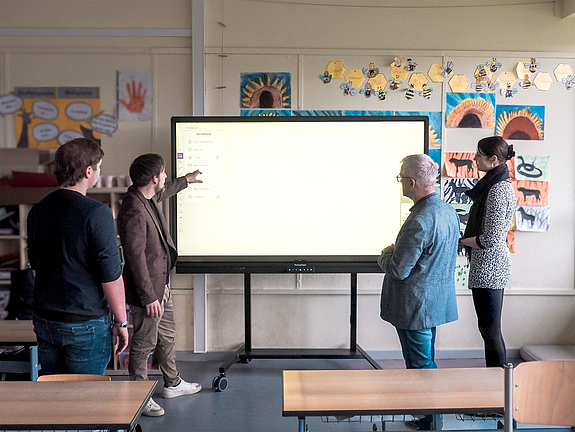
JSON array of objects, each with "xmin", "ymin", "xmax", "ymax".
[
  {"xmin": 0, "ymin": 380, "xmax": 156, "ymax": 430},
  {"xmin": 0, "ymin": 319, "xmax": 40, "ymax": 380},
  {"xmin": 283, "ymin": 368, "xmax": 504, "ymax": 432}
]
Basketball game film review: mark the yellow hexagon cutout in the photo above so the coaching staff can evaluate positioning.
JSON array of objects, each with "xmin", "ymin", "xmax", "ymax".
[
  {"xmin": 497, "ymin": 71, "xmax": 516, "ymax": 88},
  {"xmin": 368, "ymin": 73, "xmax": 388, "ymax": 91},
  {"xmin": 326, "ymin": 61, "xmax": 345, "ymax": 80},
  {"xmin": 554, "ymin": 63, "xmax": 573, "ymax": 82},
  {"xmin": 408, "ymin": 72, "xmax": 428, "ymax": 92},
  {"xmin": 390, "ymin": 65, "xmax": 409, "ymax": 83},
  {"xmin": 533, "ymin": 72, "xmax": 553, "ymax": 91},
  {"xmin": 448, "ymin": 74, "xmax": 469, "ymax": 93},
  {"xmin": 515, "ymin": 62, "xmax": 531, "ymax": 79},
  {"xmin": 428, "ymin": 64, "xmax": 446, "ymax": 83},
  {"xmin": 344, "ymin": 70, "xmax": 365, "ymax": 88}
]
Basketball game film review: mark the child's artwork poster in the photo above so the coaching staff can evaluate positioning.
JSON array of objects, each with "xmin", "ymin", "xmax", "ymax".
[
  {"xmin": 507, "ymin": 230, "xmax": 516, "ymax": 254},
  {"xmin": 442, "ymin": 178, "xmax": 477, "ymax": 204},
  {"xmin": 445, "ymin": 93, "xmax": 495, "ymax": 128},
  {"xmin": 515, "ymin": 155, "xmax": 549, "ymax": 181},
  {"xmin": 455, "ymin": 263, "xmax": 469, "ymax": 289},
  {"xmin": 343, "ymin": 110, "xmax": 394, "ymax": 116},
  {"xmin": 495, "ymin": 105, "xmax": 545, "ymax": 140},
  {"xmin": 516, "ymin": 206, "xmax": 550, "ymax": 232},
  {"xmin": 292, "ymin": 110, "xmax": 342, "ymax": 116},
  {"xmin": 117, "ymin": 70, "xmax": 152, "ymax": 121},
  {"xmin": 241, "ymin": 110, "xmax": 292, "ymax": 116},
  {"xmin": 444, "ymin": 152, "xmax": 478, "ymax": 178},
  {"xmin": 451, "ymin": 203, "xmax": 471, "ymax": 235},
  {"xmin": 513, "ymin": 180, "xmax": 549, "ymax": 206},
  {"xmin": 11, "ymin": 87, "xmax": 114, "ymax": 148},
  {"xmin": 240, "ymin": 72, "xmax": 291, "ymax": 109}
]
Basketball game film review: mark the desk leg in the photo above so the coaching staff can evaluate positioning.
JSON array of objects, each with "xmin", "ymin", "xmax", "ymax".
[
  {"xmin": 298, "ymin": 416, "xmax": 306, "ymax": 432},
  {"xmin": 29, "ymin": 346, "xmax": 40, "ymax": 381}
]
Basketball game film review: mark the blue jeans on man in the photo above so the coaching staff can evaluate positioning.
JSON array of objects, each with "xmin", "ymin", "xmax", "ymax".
[
  {"xmin": 33, "ymin": 315, "xmax": 112, "ymax": 375},
  {"xmin": 396, "ymin": 327, "xmax": 437, "ymax": 430}
]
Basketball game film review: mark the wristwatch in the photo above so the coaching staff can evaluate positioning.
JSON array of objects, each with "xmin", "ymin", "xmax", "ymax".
[{"xmin": 114, "ymin": 318, "xmax": 129, "ymax": 328}]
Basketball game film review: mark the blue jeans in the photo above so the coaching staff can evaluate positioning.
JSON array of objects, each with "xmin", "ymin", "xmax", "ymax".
[
  {"xmin": 33, "ymin": 315, "xmax": 112, "ymax": 375},
  {"xmin": 396, "ymin": 327, "xmax": 437, "ymax": 369}
]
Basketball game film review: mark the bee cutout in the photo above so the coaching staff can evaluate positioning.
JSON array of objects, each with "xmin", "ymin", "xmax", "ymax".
[
  {"xmin": 390, "ymin": 76, "xmax": 403, "ymax": 91},
  {"xmin": 519, "ymin": 74, "xmax": 532, "ymax": 90},
  {"xmin": 320, "ymin": 70, "xmax": 332, "ymax": 84},
  {"xmin": 419, "ymin": 84, "xmax": 433, "ymax": 99},
  {"xmin": 360, "ymin": 82, "xmax": 373, "ymax": 98},
  {"xmin": 525, "ymin": 58, "xmax": 540, "ymax": 74},
  {"xmin": 562, "ymin": 75, "xmax": 574, "ymax": 90},
  {"xmin": 404, "ymin": 58, "xmax": 418, "ymax": 72},
  {"xmin": 476, "ymin": 65, "xmax": 490, "ymax": 82},
  {"xmin": 470, "ymin": 81, "xmax": 488, "ymax": 92},
  {"xmin": 489, "ymin": 81, "xmax": 500, "ymax": 92},
  {"xmin": 487, "ymin": 58, "xmax": 502, "ymax": 73},
  {"xmin": 501, "ymin": 82, "xmax": 518, "ymax": 98},
  {"xmin": 391, "ymin": 56, "xmax": 405, "ymax": 67},
  {"xmin": 441, "ymin": 61, "xmax": 454, "ymax": 77},
  {"xmin": 340, "ymin": 81, "xmax": 357, "ymax": 96},
  {"xmin": 374, "ymin": 86, "xmax": 387, "ymax": 100},
  {"xmin": 405, "ymin": 84, "xmax": 416, "ymax": 100},
  {"xmin": 362, "ymin": 63, "xmax": 379, "ymax": 79}
]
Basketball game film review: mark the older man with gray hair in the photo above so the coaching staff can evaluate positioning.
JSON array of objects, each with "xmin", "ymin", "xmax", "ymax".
[{"xmin": 378, "ymin": 154, "xmax": 459, "ymax": 370}]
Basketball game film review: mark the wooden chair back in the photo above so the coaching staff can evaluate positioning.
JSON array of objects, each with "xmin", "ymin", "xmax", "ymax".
[
  {"xmin": 512, "ymin": 360, "xmax": 575, "ymax": 427},
  {"xmin": 37, "ymin": 374, "xmax": 111, "ymax": 382}
]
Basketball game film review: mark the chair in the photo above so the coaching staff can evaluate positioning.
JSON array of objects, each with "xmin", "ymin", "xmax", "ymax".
[
  {"xmin": 504, "ymin": 360, "xmax": 575, "ymax": 432},
  {"xmin": 37, "ymin": 373, "xmax": 111, "ymax": 382}
]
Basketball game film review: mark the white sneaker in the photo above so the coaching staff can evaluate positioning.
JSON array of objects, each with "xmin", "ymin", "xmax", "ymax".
[
  {"xmin": 162, "ymin": 378, "xmax": 202, "ymax": 398},
  {"xmin": 142, "ymin": 397, "xmax": 165, "ymax": 417}
]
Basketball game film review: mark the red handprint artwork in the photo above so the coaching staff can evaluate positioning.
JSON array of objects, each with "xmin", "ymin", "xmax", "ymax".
[{"xmin": 120, "ymin": 80, "xmax": 147, "ymax": 113}]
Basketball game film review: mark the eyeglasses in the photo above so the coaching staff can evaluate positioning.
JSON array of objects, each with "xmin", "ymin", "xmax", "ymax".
[{"xmin": 396, "ymin": 175, "xmax": 413, "ymax": 182}]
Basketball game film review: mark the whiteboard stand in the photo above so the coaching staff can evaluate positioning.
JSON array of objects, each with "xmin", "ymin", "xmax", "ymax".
[{"xmin": 211, "ymin": 273, "xmax": 382, "ymax": 392}]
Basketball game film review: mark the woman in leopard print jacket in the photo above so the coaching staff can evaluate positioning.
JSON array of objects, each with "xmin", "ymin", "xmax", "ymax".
[{"xmin": 460, "ymin": 136, "xmax": 516, "ymax": 368}]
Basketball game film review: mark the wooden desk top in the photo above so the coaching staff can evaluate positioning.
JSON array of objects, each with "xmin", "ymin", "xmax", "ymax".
[
  {"xmin": 0, "ymin": 380, "xmax": 156, "ymax": 430},
  {"xmin": 0, "ymin": 320, "xmax": 37, "ymax": 345},
  {"xmin": 283, "ymin": 368, "xmax": 504, "ymax": 417}
]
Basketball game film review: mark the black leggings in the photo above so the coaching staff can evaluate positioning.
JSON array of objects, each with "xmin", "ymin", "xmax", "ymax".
[{"xmin": 471, "ymin": 288, "xmax": 506, "ymax": 367}]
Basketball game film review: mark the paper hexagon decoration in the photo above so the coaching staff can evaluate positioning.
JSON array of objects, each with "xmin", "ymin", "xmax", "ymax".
[
  {"xmin": 389, "ymin": 64, "xmax": 409, "ymax": 83},
  {"xmin": 515, "ymin": 62, "xmax": 531, "ymax": 79},
  {"xmin": 533, "ymin": 72, "xmax": 553, "ymax": 91},
  {"xmin": 428, "ymin": 64, "xmax": 446, "ymax": 82},
  {"xmin": 368, "ymin": 73, "xmax": 388, "ymax": 91},
  {"xmin": 474, "ymin": 65, "xmax": 494, "ymax": 82},
  {"xmin": 449, "ymin": 74, "xmax": 469, "ymax": 93},
  {"xmin": 554, "ymin": 63, "xmax": 573, "ymax": 82},
  {"xmin": 408, "ymin": 73, "xmax": 429, "ymax": 92},
  {"xmin": 344, "ymin": 70, "xmax": 365, "ymax": 88},
  {"xmin": 497, "ymin": 71, "xmax": 516, "ymax": 88},
  {"xmin": 326, "ymin": 61, "xmax": 346, "ymax": 80}
]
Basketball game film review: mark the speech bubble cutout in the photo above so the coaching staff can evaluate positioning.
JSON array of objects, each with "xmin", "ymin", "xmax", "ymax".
[
  {"xmin": 58, "ymin": 129, "xmax": 84, "ymax": 145},
  {"xmin": 65, "ymin": 101, "xmax": 93, "ymax": 121},
  {"xmin": 32, "ymin": 100, "xmax": 59, "ymax": 120},
  {"xmin": 0, "ymin": 94, "xmax": 24, "ymax": 116},
  {"xmin": 32, "ymin": 122, "xmax": 60, "ymax": 143},
  {"xmin": 91, "ymin": 113, "xmax": 118, "ymax": 137}
]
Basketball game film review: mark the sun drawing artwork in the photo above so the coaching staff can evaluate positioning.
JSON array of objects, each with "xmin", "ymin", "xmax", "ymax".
[{"xmin": 240, "ymin": 72, "xmax": 291, "ymax": 109}]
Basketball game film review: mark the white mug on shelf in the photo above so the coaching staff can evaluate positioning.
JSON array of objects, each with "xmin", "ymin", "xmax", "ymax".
[
  {"xmin": 95, "ymin": 176, "xmax": 103, "ymax": 188},
  {"xmin": 116, "ymin": 175, "xmax": 126, "ymax": 188}
]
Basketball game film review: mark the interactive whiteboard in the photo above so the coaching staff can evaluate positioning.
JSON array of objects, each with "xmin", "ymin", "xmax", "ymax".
[{"xmin": 171, "ymin": 116, "xmax": 428, "ymax": 273}]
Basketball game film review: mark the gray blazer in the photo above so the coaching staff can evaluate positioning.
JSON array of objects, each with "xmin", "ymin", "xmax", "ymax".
[
  {"xmin": 378, "ymin": 193, "xmax": 460, "ymax": 330},
  {"xmin": 117, "ymin": 177, "xmax": 187, "ymax": 307}
]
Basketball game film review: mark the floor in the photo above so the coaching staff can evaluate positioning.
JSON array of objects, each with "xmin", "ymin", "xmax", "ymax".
[{"xmin": 125, "ymin": 353, "xmax": 520, "ymax": 432}]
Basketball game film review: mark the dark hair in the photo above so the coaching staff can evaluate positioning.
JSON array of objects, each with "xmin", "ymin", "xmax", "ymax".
[
  {"xmin": 54, "ymin": 138, "xmax": 104, "ymax": 187},
  {"xmin": 477, "ymin": 136, "xmax": 515, "ymax": 162},
  {"xmin": 129, "ymin": 153, "xmax": 165, "ymax": 187}
]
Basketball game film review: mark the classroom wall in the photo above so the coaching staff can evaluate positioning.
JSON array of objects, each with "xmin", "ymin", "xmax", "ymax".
[{"xmin": 1, "ymin": 0, "xmax": 574, "ymax": 355}]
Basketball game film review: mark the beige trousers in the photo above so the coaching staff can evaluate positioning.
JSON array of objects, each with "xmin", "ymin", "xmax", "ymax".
[{"xmin": 129, "ymin": 285, "xmax": 179, "ymax": 387}]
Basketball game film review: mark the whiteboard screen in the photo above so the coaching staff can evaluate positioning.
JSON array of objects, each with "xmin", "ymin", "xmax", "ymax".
[{"xmin": 171, "ymin": 116, "xmax": 428, "ymax": 273}]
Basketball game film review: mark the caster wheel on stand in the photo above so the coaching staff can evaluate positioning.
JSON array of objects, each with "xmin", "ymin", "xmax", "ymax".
[{"xmin": 212, "ymin": 374, "xmax": 228, "ymax": 392}]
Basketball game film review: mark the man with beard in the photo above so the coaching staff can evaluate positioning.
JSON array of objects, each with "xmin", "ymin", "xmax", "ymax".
[{"xmin": 118, "ymin": 154, "xmax": 203, "ymax": 417}]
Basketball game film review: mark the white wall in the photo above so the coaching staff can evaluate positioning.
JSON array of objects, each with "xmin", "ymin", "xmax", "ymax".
[{"xmin": 1, "ymin": 0, "xmax": 574, "ymax": 355}]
